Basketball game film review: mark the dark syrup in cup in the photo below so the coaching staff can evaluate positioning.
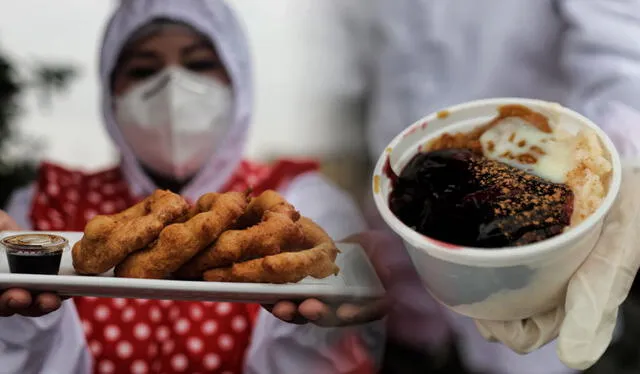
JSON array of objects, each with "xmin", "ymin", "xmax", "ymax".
[{"xmin": 1, "ymin": 234, "xmax": 68, "ymax": 275}]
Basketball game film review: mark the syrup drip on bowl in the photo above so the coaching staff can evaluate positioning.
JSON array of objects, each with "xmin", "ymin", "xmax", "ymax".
[{"xmin": 388, "ymin": 148, "xmax": 574, "ymax": 248}]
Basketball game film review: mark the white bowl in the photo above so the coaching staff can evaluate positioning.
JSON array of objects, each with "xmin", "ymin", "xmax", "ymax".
[{"xmin": 372, "ymin": 98, "xmax": 622, "ymax": 320}]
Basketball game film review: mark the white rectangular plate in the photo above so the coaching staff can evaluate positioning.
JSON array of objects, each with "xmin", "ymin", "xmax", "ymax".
[{"xmin": 0, "ymin": 232, "xmax": 385, "ymax": 304}]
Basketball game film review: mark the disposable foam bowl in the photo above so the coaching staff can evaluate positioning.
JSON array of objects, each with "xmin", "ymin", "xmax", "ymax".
[{"xmin": 372, "ymin": 98, "xmax": 622, "ymax": 320}]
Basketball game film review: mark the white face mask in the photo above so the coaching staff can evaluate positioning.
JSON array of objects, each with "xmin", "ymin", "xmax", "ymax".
[{"xmin": 114, "ymin": 66, "xmax": 233, "ymax": 180}]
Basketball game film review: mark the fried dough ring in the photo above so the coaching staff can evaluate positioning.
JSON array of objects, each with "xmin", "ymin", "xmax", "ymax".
[
  {"xmin": 235, "ymin": 190, "xmax": 300, "ymax": 228},
  {"xmin": 72, "ymin": 190, "xmax": 189, "ymax": 275},
  {"xmin": 175, "ymin": 211, "xmax": 304, "ymax": 279},
  {"xmin": 202, "ymin": 217, "xmax": 339, "ymax": 284},
  {"xmin": 114, "ymin": 191, "xmax": 248, "ymax": 279}
]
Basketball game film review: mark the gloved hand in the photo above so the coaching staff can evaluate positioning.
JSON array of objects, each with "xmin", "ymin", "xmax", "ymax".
[{"xmin": 474, "ymin": 103, "xmax": 640, "ymax": 370}]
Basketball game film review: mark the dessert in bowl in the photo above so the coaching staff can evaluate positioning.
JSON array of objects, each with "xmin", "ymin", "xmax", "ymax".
[{"xmin": 373, "ymin": 98, "xmax": 621, "ymax": 320}]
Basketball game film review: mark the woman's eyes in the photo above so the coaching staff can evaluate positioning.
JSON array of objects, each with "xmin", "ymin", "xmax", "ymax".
[
  {"xmin": 184, "ymin": 60, "xmax": 222, "ymax": 72},
  {"xmin": 122, "ymin": 60, "xmax": 221, "ymax": 80},
  {"xmin": 125, "ymin": 67, "xmax": 160, "ymax": 80}
]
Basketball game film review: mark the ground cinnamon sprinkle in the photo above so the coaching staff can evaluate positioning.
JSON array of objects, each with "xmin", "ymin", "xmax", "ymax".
[{"xmin": 468, "ymin": 156, "xmax": 573, "ymax": 243}]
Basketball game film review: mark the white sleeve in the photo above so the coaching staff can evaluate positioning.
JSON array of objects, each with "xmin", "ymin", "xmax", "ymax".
[
  {"xmin": 559, "ymin": 0, "xmax": 640, "ymax": 121},
  {"xmin": 0, "ymin": 186, "xmax": 92, "ymax": 374},
  {"xmin": 244, "ymin": 172, "xmax": 386, "ymax": 374}
]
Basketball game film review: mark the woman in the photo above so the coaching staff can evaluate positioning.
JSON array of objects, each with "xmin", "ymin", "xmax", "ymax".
[{"xmin": 0, "ymin": 1, "xmax": 383, "ymax": 373}]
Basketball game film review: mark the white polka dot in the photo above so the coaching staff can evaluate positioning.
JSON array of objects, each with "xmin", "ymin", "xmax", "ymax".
[
  {"xmin": 47, "ymin": 170, "xmax": 58, "ymax": 182},
  {"xmin": 101, "ymin": 201, "xmax": 116, "ymax": 214},
  {"xmin": 187, "ymin": 337, "xmax": 203, "ymax": 354},
  {"xmin": 169, "ymin": 306, "xmax": 180, "ymax": 321},
  {"xmin": 48, "ymin": 208, "xmax": 63, "ymax": 220},
  {"xmin": 83, "ymin": 297, "xmax": 98, "ymax": 302},
  {"xmin": 102, "ymin": 184, "xmax": 116, "ymax": 195},
  {"xmin": 134, "ymin": 298, "xmax": 149, "ymax": 305},
  {"xmin": 112, "ymin": 298, "xmax": 127, "ymax": 308},
  {"xmin": 50, "ymin": 217, "xmax": 64, "ymax": 229},
  {"xmin": 156, "ymin": 326, "xmax": 170, "ymax": 341},
  {"xmin": 201, "ymin": 320, "xmax": 218, "ymax": 336},
  {"xmin": 63, "ymin": 203, "xmax": 76, "ymax": 214},
  {"xmin": 88, "ymin": 191, "xmax": 101, "ymax": 204},
  {"xmin": 134, "ymin": 323, "xmax": 151, "ymax": 340},
  {"xmin": 66, "ymin": 190, "xmax": 79, "ymax": 202},
  {"xmin": 189, "ymin": 306, "xmax": 203, "ymax": 321},
  {"xmin": 89, "ymin": 340, "xmax": 102, "ymax": 356},
  {"xmin": 104, "ymin": 325, "xmax": 120, "ymax": 342},
  {"xmin": 82, "ymin": 319, "xmax": 93, "ymax": 335},
  {"xmin": 149, "ymin": 307, "xmax": 162, "ymax": 322},
  {"xmin": 94, "ymin": 305, "xmax": 111, "ymax": 321},
  {"xmin": 84, "ymin": 209, "xmax": 98, "ymax": 221},
  {"xmin": 216, "ymin": 302, "xmax": 232, "ymax": 316},
  {"xmin": 117, "ymin": 341, "xmax": 133, "ymax": 359},
  {"xmin": 122, "ymin": 306, "xmax": 136, "ymax": 322},
  {"xmin": 47, "ymin": 183, "xmax": 60, "ymax": 196},
  {"xmin": 171, "ymin": 354, "xmax": 188, "ymax": 372},
  {"xmin": 231, "ymin": 315, "xmax": 247, "ymax": 332},
  {"xmin": 37, "ymin": 220, "xmax": 51, "ymax": 230},
  {"xmin": 159, "ymin": 300, "xmax": 173, "ymax": 307},
  {"xmin": 174, "ymin": 318, "xmax": 190, "ymax": 335},
  {"xmin": 203, "ymin": 353, "xmax": 220, "ymax": 370},
  {"xmin": 202, "ymin": 301, "xmax": 214, "ymax": 306},
  {"xmin": 218, "ymin": 334, "xmax": 234, "ymax": 351},
  {"xmin": 162, "ymin": 340, "xmax": 175, "ymax": 355},
  {"xmin": 98, "ymin": 359, "xmax": 115, "ymax": 374},
  {"xmin": 131, "ymin": 360, "xmax": 148, "ymax": 374},
  {"xmin": 246, "ymin": 175, "xmax": 258, "ymax": 185}
]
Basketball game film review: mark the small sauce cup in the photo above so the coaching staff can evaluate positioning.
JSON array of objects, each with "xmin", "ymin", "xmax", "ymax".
[{"xmin": 1, "ymin": 234, "xmax": 68, "ymax": 275}]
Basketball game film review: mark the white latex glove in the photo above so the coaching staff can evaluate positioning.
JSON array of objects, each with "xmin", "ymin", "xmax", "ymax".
[
  {"xmin": 475, "ymin": 163, "xmax": 640, "ymax": 370},
  {"xmin": 475, "ymin": 103, "xmax": 640, "ymax": 370}
]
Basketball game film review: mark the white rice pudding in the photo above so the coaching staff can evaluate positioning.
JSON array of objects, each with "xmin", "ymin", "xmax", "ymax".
[{"xmin": 480, "ymin": 115, "xmax": 612, "ymax": 225}]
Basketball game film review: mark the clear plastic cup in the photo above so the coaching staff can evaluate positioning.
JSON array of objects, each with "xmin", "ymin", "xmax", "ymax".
[
  {"xmin": 372, "ymin": 98, "xmax": 622, "ymax": 320},
  {"xmin": 1, "ymin": 233, "xmax": 69, "ymax": 275}
]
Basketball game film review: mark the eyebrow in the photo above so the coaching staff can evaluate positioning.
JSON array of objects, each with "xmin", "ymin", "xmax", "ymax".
[{"xmin": 182, "ymin": 40, "xmax": 216, "ymax": 56}]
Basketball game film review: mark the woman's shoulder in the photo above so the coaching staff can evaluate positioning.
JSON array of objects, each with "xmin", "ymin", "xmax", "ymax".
[
  {"xmin": 224, "ymin": 158, "xmax": 321, "ymax": 193},
  {"xmin": 37, "ymin": 161, "xmax": 126, "ymax": 189}
]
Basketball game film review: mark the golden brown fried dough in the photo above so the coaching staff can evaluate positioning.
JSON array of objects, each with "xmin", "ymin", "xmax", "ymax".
[
  {"xmin": 72, "ymin": 190, "xmax": 189, "ymax": 275},
  {"xmin": 175, "ymin": 211, "xmax": 304, "ymax": 279},
  {"xmin": 202, "ymin": 243, "xmax": 339, "ymax": 284},
  {"xmin": 202, "ymin": 216, "xmax": 340, "ymax": 283},
  {"xmin": 235, "ymin": 190, "xmax": 300, "ymax": 228},
  {"xmin": 114, "ymin": 191, "xmax": 248, "ymax": 279}
]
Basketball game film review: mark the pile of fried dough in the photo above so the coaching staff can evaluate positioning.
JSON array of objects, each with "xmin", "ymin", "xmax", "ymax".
[{"xmin": 71, "ymin": 189, "xmax": 340, "ymax": 283}]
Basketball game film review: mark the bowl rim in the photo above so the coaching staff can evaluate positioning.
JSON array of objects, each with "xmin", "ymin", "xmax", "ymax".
[{"xmin": 372, "ymin": 97, "xmax": 623, "ymax": 264}]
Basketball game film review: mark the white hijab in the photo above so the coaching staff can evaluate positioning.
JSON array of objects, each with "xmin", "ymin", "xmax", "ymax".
[{"xmin": 100, "ymin": 0, "xmax": 253, "ymax": 201}]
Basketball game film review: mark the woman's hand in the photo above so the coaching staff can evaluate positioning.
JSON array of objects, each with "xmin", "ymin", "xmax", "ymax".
[
  {"xmin": 0, "ymin": 210, "xmax": 64, "ymax": 317},
  {"xmin": 265, "ymin": 231, "xmax": 395, "ymax": 326},
  {"xmin": 0, "ymin": 289, "xmax": 63, "ymax": 317},
  {"xmin": 0, "ymin": 210, "xmax": 20, "ymax": 231}
]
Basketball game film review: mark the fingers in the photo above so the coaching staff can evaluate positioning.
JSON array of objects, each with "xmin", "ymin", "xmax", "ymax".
[
  {"xmin": 336, "ymin": 298, "xmax": 388, "ymax": 325},
  {"xmin": 0, "ymin": 210, "xmax": 21, "ymax": 231},
  {"xmin": 265, "ymin": 298, "xmax": 387, "ymax": 327},
  {"xmin": 0, "ymin": 289, "xmax": 62, "ymax": 317},
  {"xmin": 0, "ymin": 289, "xmax": 33, "ymax": 317}
]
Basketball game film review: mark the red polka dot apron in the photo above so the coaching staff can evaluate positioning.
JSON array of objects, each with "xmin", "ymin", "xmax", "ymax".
[{"xmin": 30, "ymin": 160, "xmax": 319, "ymax": 374}]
